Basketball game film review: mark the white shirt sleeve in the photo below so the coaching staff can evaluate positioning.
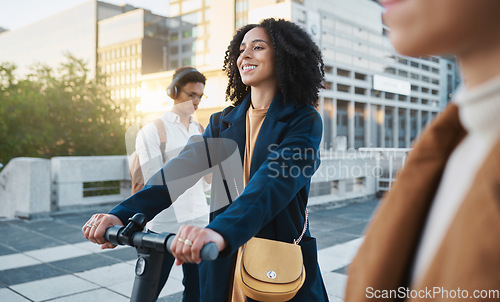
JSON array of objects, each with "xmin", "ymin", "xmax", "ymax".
[
  {"xmin": 135, "ymin": 123, "xmax": 164, "ymax": 183},
  {"xmin": 202, "ymin": 174, "xmax": 212, "ymax": 192}
]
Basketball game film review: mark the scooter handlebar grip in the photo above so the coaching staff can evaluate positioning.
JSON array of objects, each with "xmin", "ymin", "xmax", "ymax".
[
  {"xmin": 166, "ymin": 236, "xmax": 219, "ymax": 261},
  {"xmin": 200, "ymin": 242, "xmax": 219, "ymax": 261}
]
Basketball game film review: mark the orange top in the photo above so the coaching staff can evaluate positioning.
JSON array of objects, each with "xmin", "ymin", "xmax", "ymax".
[
  {"xmin": 232, "ymin": 104, "xmax": 268, "ymax": 302},
  {"xmin": 243, "ymin": 106, "xmax": 268, "ymax": 185}
]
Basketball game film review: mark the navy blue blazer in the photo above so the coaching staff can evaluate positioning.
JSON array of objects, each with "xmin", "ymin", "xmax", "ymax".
[{"xmin": 109, "ymin": 92, "xmax": 329, "ymax": 301}]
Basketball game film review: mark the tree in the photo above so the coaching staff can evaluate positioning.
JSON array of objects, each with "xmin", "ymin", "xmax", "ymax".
[{"xmin": 0, "ymin": 55, "xmax": 135, "ymax": 167}]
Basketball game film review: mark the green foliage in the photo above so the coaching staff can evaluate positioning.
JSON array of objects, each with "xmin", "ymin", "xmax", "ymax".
[{"xmin": 0, "ymin": 55, "xmax": 135, "ymax": 166}]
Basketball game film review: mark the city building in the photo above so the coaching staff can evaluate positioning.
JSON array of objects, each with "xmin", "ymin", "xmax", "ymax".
[
  {"xmin": 0, "ymin": 1, "xmax": 157, "ymax": 78},
  {"xmin": 0, "ymin": 0, "xmax": 460, "ymax": 145},
  {"xmin": 0, "ymin": 1, "xmax": 101, "ymax": 77},
  {"xmin": 96, "ymin": 6, "xmax": 172, "ymax": 110},
  {"xmin": 136, "ymin": 0, "xmax": 238, "ymax": 122},
  {"xmin": 440, "ymin": 55, "xmax": 461, "ymax": 111},
  {"xmin": 0, "ymin": 1, "xmax": 180, "ymax": 114},
  {"xmin": 140, "ymin": 0, "xmax": 460, "ymax": 149},
  {"xmin": 156, "ymin": 0, "xmax": 460, "ymax": 201},
  {"xmin": 246, "ymin": 0, "xmax": 461, "ymax": 150},
  {"xmin": 0, "ymin": 0, "xmax": 462, "ymax": 206}
]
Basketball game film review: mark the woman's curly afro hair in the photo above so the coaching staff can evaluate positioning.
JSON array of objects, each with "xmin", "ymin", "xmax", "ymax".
[{"xmin": 223, "ymin": 18, "xmax": 325, "ymax": 107}]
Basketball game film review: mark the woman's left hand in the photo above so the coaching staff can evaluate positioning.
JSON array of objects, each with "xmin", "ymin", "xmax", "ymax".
[{"xmin": 170, "ymin": 225, "xmax": 226, "ymax": 264}]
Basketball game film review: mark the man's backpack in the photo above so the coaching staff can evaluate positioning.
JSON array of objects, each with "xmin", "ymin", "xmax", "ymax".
[{"xmin": 129, "ymin": 119, "xmax": 167, "ymax": 194}]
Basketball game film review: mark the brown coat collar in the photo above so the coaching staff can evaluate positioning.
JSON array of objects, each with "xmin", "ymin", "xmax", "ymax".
[{"xmin": 345, "ymin": 103, "xmax": 500, "ymax": 301}]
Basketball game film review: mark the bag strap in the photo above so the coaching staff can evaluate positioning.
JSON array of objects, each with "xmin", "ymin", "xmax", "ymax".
[
  {"xmin": 232, "ymin": 165, "xmax": 308, "ymax": 245},
  {"xmin": 204, "ymin": 115, "xmax": 308, "ymax": 245},
  {"xmin": 294, "ymin": 209, "xmax": 308, "ymax": 245},
  {"xmin": 153, "ymin": 119, "xmax": 167, "ymax": 164}
]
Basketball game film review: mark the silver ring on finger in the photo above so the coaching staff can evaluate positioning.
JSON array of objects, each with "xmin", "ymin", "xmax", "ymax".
[
  {"xmin": 178, "ymin": 237, "xmax": 185, "ymax": 244},
  {"xmin": 184, "ymin": 239, "xmax": 193, "ymax": 246}
]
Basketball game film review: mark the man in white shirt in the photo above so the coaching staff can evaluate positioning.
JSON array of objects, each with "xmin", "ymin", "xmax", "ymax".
[{"xmin": 135, "ymin": 66, "xmax": 210, "ymax": 301}]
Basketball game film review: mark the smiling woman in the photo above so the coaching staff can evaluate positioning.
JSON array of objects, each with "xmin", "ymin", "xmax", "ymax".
[
  {"xmin": 236, "ymin": 27, "xmax": 277, "ymax": 109},
  {"xmin": 83, "ymin": 18, "xmax": 328, "ymax": 302},
  {"xmin": 223, "ymin": 18, "xmax": 325, "ymax": 108}
]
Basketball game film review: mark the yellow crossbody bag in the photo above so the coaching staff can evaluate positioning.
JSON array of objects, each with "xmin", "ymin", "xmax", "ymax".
[{"xmin": 235, "ymin": 209, "xmax": 308, "ymax": 301}]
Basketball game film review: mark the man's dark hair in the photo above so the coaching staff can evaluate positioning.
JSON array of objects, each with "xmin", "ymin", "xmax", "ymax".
[
  {"xmin": 173, "ymin": 66, "xmax": 206, "ymax": 88},
  {"xmin": 223, "ymin": 18, "xmax": 325, "ymax": 106}
]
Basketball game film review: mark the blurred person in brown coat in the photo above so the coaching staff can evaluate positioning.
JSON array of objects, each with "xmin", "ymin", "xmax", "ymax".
[{"xmin": 346, "ymin": 0, "xmax": 500, "ymax": 301}]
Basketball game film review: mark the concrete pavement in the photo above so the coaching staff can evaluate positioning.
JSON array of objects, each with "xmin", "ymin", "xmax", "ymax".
[{"xmin": 0, "ymin": 197, "xmax": 380, "ymax": 301}]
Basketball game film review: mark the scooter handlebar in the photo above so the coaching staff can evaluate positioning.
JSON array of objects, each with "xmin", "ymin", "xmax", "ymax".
[
  {"xmin": 104, "ymin": 225, "xmax": 219, "ymax": 261},
  {"xmin": 165, "ymin": 235, "xmax": 219, "ymax": 261}
]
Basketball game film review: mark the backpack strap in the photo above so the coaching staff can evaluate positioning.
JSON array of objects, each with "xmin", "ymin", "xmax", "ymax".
[
  {"xmin": 153, "ymin": 119, "xmax": 167, "ymax": 164},
  {"xmin": 196, "ymin": 122, "xmax": 205, "ymax": 134}
]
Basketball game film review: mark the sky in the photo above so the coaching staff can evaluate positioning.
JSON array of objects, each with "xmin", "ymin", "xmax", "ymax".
[{"xmin": 0, "ymin": 0, "xmax": 170, "ymax": 31}]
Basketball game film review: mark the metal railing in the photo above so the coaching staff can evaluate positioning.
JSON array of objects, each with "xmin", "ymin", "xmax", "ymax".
[{"xmin": 358, "ymin": 148, "xmax": 412, "ymax": 193}]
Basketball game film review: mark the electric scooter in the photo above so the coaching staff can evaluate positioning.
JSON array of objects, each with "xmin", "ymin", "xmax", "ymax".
[{"xmin": 105, "ymin": 213, "xmax": 219, "ymax": 302}]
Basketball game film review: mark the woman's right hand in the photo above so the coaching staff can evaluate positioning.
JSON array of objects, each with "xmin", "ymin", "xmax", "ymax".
[
  {"xmin": 170, "ymin": 225, "xmax": 226, "ymax": 265},
  {"xmin": 82, "ymin": 213, "xmax": 123, "ymax": 249}
]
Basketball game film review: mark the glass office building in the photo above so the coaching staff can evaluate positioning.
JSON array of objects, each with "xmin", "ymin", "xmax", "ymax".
[
  {"xmin": 0, "ymin": 1, "xmax": 100, "ymax": 77},
  {"xmin": 0, "ymin": 0, "xmax": 460, "ymax": 149},
  {"xmin": 247, "ymin": 0, "xmax": 460, "ymax": 150},
  {"xmin": 163, "ymin": 0, "xmax": 460, "ymax": 149},
  {"xmin": 0, "ymin": 1, "xmax": 187, "ymax": 114},
  {"xmin": 97, "ymin": 8, "xmax": 174, "ymax": 107}
]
